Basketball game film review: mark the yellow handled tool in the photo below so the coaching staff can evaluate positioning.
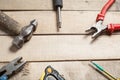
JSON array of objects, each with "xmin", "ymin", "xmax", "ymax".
[{"xmin": 40, "ymin": 66, "xmax": 65, "ymax": 80}]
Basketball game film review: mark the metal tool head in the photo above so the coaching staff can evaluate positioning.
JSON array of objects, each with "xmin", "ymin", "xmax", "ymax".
[
  {"xmin": 12, "ymin": 19, "xmax": 38, "ymax": 48},
  {"xmin": 86, "ymin": 21, "xmax": 107, "ymax": 38},
  {"xmin": 0, "ymin": 57, "xmax": 26, "ymax": 78},
  {"xmin": 40, "ymin": 66, "xmax": 65, "ymax": 80}
]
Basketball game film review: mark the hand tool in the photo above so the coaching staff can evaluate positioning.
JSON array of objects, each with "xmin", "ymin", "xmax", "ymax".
[
  {"xmin": 86, "ymin": 0, "xmax": 120, "ymax": 38},
  {"xmin": 0, "ymin": 57, "xmax": 26, "ymax": 80},
  {"xmin": 12, "ymin": 19, "xmax": 38, "ymax": 49},
  {"xmin": 0, "ymin": 11, "xmax": 38, "ymax": 49},
  {"xmin": 53, "ymin": 0, "xmax": 63, "ymax": 31},
  {"xmin": 40, "ymin": 66, "xmax": 65, "ymax": 80},
  {"xmin": 90, "ymin": 61, "xmax": 120, "ymax": 80},
  {"xmin": 0, "ymin": 11, "xmax": 21, "ymax": 35}
]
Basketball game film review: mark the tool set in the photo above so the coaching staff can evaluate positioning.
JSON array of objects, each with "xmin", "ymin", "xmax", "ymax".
[{"xmin": 0, "ymin": 0, "xmax": 120, "ymax": 79}]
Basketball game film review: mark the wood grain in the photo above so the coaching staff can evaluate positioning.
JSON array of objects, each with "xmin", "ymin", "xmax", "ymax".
[
  {"xmin": 0, "ymin": 61, "xmax": 119, "ymax": 80},
  {"xmin": 0, "ymin": 11, "xmax": 120, "ymax": 35},
  {"xmin": 0, "ymin": 0, "xmax": 120, "ymax": 80},
  {"xmin": 0, "ymin": 0, "xmax": 119, "ymax": 11},
  {"xmin": 0, "ymin": 35, "xmax": 120, "ymax": 61}
]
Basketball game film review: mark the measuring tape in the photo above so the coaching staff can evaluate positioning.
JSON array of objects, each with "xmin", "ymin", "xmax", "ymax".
[{"xmin": 40, "ymin": 66, "xmax": 65, "ymax": 80}]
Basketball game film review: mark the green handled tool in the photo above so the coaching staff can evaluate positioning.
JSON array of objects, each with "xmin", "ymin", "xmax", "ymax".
[{"xmin": 90, "ymin": 61, "xmax": 120, "ymax": 80}]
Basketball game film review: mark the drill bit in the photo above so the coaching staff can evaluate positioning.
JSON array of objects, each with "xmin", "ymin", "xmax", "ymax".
[{"xmin": 54, "ymin": 0, "xmax": 63, "ymax": 31}]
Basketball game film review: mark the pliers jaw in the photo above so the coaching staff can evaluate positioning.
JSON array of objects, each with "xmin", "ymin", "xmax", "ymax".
[
  {"xmin": 86, "ymin": 21, "xmax": 107, "ymax": 38},
  {"xmin": 0, "ymin": 57, "xmax": 26, "ymax": 78}
]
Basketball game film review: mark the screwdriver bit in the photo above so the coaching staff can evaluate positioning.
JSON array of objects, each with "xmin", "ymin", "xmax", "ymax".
[{"xmin": 54, "ymin": 0, "xmax": 63, "ymax": 31}]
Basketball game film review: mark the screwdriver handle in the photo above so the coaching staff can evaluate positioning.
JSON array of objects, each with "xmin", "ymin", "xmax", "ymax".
[
  {"xmin": 54, "ymin": 0, "xmax": 63, "ymax": 8},
  {"xmin": 107, "ymin": 24, "xmax": 120, "ymax": 34}
]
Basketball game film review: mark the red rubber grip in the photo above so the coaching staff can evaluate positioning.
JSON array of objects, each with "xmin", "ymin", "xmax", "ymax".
[
  {"xmin": 96, "ymin": 0, "xmax": 115, "ymax": 21},
  {"xmin": 107, "ymin": 24, "xmax": 120, "ymax": 34}
]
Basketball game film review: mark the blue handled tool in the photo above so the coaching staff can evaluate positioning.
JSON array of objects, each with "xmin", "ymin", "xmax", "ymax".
[{"xmin": 0, "ymin": 57, "xmax": 26, "ymax": 80}]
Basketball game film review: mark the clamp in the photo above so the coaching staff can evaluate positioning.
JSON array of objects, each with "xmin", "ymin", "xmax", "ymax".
[
  {"xmin": 0, "ymin": 57, "xmax": 26, "ymax": 80},
  {"xmin": 40, "ymin": 66, "xmax": 65, "ymax": 80},
  {"xmin": 86, "ymin": 0, "xmax": 120, "ymax": 38}
]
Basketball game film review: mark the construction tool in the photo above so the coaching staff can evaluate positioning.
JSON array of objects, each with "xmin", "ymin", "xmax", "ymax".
[
  {"xmin": 12, "ymin": 19, "xmax": 38, "ymax": 49},
  {"xmin": 0, "ymin": 11, "xmax": 38, "ymax": 49},
  {"xmin": 86, "ymin": 0, "xmax": 120, "ymax": 38},
  {"xmin": 0, "ymin": 57, "xmax": 26, "ymax": 80},
  {"xmin": 90, "ymin": 61, "xmax": 120, "ymax": 80},
  {"xmin": 40, "ymin": 66, "xmax": 65, "ymax": 80},
  {"xmin": 0, "ymin": 11, "xmax": 21, "ymax": 35},
  {"xmin": 53, "ymin": 0, "xmax": 63, "ymax": 31}
]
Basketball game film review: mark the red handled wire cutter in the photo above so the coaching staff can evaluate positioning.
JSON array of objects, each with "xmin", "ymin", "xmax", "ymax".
[{"xmin": 86, "ymin": 0, "xmax": 120, "ymax": 38}]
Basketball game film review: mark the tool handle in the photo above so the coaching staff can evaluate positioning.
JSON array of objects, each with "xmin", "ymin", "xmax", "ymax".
[
  {"xmin": 107, "ymin": 24, "xmax": 120, "ymax": 34},
  {"xmin": 0, "ymin": 75, "xmax": 8, "ymax": 80},
  {"xmin": 0, "ymin": 11, "xmax": 21, "ymax": 35},
  {"xmin": 96, "ymin": 0, "xmax": 115, "ymax": 21},
  {"xmin": 54, "ymin": 0, "xmax": 63, "ymax": 8}
]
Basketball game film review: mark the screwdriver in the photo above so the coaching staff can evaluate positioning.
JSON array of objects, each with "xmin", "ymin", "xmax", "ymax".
[
  {"xmin": 54, "ymin": 0, "xmax": 63, "ymax": 31},
  {"xmin": 91, "ymin": 61, "xmax": 117, "ymax": 80}
]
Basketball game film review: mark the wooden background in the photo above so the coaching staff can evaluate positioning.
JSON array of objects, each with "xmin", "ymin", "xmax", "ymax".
[{"xmin": 0, "ymin": 0, "xmax": 120, "ymax": 80}]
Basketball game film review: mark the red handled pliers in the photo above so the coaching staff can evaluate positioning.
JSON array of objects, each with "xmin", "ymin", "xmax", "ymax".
[{"xmin": 86, "ymin": 0, "xmax": 120, "ymax": 38}]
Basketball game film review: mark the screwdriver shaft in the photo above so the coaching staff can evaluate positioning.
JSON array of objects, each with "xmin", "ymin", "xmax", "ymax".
[
  {"xmin": 102, "ymin": 71, "xmax": 117, "ymax": 80},
  {"xmin": 54, "ymin": 0, "xmax": 63, "ymax": 31},
  {"xmin": 57, "ymin": 7, "xmax": 62, "ymax": 29},
  {"xmin": 91, "ymin": 61, "xmax": 117, "ymax": 80}
]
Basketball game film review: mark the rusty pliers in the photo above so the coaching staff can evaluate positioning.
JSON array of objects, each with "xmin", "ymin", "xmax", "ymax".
[
  {"xmin": 86, "ymin": 0, "xmax": 120, "ymax": 38},
  {"xmin": 0, "ymin": 57, "xmax": 26, "ymax": 80}
]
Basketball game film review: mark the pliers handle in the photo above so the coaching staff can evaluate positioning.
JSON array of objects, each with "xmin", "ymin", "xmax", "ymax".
[
  {"xmin": 107, "ymin": 24, "xmax": 120, "ymax": 34},
  {"xmin": 96, "ymin": 0, "xmax": 115, "ymax": 21},
  {"xmin": 0, "ymin": 75, "xmax": 8, "ymax": 80},
  {"xmin": 0, "ymin": 57, "xmax": 26, "ymax": 80}
]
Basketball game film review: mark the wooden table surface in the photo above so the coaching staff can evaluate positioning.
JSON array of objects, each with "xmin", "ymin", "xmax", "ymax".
[{"xmin": 0, "ymin": 0, "xmax": 120, "ymax": 80}]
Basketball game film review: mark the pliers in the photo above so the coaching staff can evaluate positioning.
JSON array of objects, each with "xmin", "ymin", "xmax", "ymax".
[
  {"xmin": 86, "ymin": 0, "xmax": 120, "ymax": 38},
  {"xmin": 0, "ymin": 57, "xmax": 26, "ymax": 80}
]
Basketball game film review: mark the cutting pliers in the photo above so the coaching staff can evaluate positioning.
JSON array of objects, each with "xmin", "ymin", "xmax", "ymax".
[
  {"xmin": 0, "ymin": 57, "xmax": 26, "ymax": 80},
  {"xmin": 86, "ymin": 0, "xmax": 120, "ymax": 38}
]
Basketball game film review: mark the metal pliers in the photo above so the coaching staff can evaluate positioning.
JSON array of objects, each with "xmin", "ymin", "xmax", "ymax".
[
  {"xmin": 86, "ymin": 0, "xmax": 120, "ymax": 38},
  {"xmin": 0, "ymin": 57, "xmax": 26, "ymax": 80}
]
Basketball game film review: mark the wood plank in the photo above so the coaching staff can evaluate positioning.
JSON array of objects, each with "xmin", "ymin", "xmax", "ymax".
[
  {"xmin": 0, "ymin": 0, "xmax": 120, "ymax": 11},
  {"xmin": 0, "ymin": 61, "xmax": 120, "ymax": 80},
  {"xmin": 0, "ymin": 35, "xmax": 120, "ymax": 61},
  {"xmin": 0, "ymin": 11, "xmax": 120, "ymax": 35}
]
